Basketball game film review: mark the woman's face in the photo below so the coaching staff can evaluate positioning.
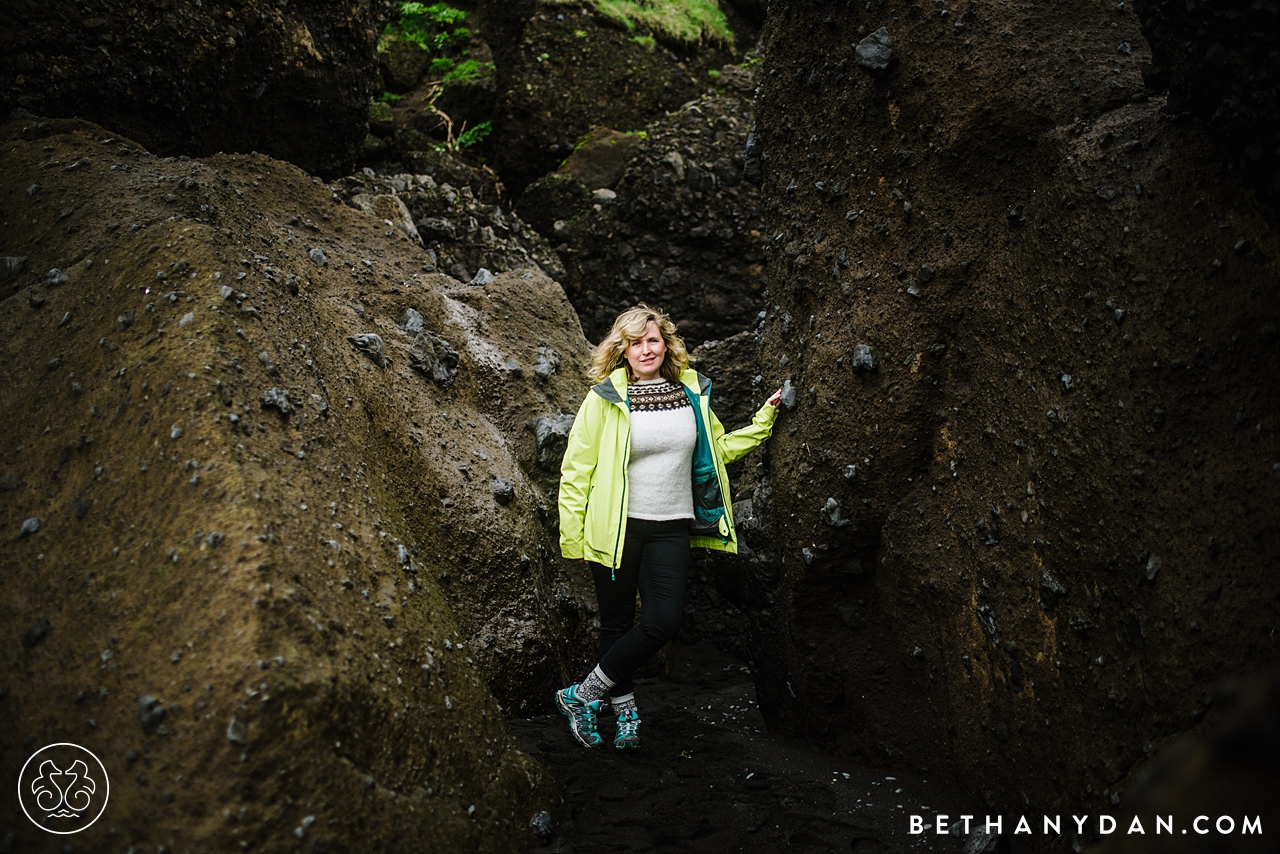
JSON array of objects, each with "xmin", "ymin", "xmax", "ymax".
[{"xmin": 625, "ymin": 321, "xmax": 667, "ymax": 381}]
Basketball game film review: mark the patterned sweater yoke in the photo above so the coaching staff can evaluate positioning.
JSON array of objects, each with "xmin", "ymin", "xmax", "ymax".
[{"xmin": 626, "ymin": 378, "xmax": 696, "ymax": 521}]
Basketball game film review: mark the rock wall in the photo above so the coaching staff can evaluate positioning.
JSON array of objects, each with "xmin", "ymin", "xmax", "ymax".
[
  {"xmin": 0, "ymin": 0, "xmax": 391, "ymax": 176},
  {"xmin": 741, "ymin": 0, "xmax": 1280, "ymax": 813},
  {"xmin": 0, "ymin": 114, "xmax": 599, "ymax": 851},
  {"xmin": 521, "ymin": 77, "xmax": 767, "ymax": 346},
  {"xmin": 487, "ymin": 3, "xmax": 752, "ymax": 195}
]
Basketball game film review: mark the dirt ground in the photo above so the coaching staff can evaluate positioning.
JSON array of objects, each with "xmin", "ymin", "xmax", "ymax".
[{"xmin": 514, "ymin": 643, "xmax": 992, "ymax": 854}]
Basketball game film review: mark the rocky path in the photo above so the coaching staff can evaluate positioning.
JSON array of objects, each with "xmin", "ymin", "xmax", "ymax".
[{"xmin": 511, "ymin": 644, "xmax": 988, "ymax": 853}]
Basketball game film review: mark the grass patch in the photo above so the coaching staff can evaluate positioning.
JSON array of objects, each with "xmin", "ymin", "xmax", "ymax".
[
  {"xmin": 442, "ymin": 58, "xmax": 495, "ymax": 84},
  {"xmin": 629, "ymin": 34, "xmax": 656, "ymax": 50},
  {"xmin": 543, "ymin": 0, "xmax": 733, "ymax": 45}
]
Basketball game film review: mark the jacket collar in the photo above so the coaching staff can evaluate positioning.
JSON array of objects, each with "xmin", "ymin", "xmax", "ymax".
[{"xmin": 591, "ymin": 366, "xmax": 711, "ymax": 407}]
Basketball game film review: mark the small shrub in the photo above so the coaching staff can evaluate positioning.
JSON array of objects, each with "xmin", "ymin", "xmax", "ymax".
[{"xmin": 454, "ymin": 121, "xmax": 492, "ymax": 149}]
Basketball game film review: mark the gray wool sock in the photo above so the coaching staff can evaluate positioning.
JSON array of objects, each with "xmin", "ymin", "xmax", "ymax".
[
  {"xmin": 611, "ymin": 693, "xmax": 637, "ymax": 718},
  {"xmin": 576, "ymin": 665, "xmax": 614, "ymax": 704}
]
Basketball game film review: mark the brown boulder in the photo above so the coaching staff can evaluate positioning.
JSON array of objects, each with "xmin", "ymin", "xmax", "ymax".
[{"xmin": 0, "ymin": 114, "xmax": 602, "ymax": 851}]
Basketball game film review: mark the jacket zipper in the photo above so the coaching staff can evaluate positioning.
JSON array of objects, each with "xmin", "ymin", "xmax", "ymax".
[
  {"xmin": 700, "ymin": 389, "xmax": 732, "ymax": 546},
  {"xmin": 610, "ymin": 403, "xmax": 631, "ymax": 579}
]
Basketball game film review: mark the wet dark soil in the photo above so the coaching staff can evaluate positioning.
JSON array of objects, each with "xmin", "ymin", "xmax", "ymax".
[{"xmin": 512, "ymin": 643, "xmax": 985, "ymax": 853}]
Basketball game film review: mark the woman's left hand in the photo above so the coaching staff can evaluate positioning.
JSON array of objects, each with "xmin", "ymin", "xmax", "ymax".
[{"xmin": 766, "ymin": 387, "xmax": 783, "ymax": 408}]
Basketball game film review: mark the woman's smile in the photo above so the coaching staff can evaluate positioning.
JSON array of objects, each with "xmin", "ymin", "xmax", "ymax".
[{"xmin": 625, "ymin": 321, "xmax": 668, "ymax": 381}]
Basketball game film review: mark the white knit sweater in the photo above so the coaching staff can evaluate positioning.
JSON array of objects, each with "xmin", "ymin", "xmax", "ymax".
[{"xmin": 627, "ymin": 379, "xmax": 695, "ymax": 521}]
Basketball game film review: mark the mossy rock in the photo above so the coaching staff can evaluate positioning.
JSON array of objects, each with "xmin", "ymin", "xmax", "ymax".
[
  {"xmin": 369, "ymin": 101, "xmax": 397, "ymax": 136},
  {"xmin": 379, "ymin": 32, "xmax": 432, "ymax": 91},
  {"xmin": 363, "ymin": 132, "xmax": 390, "ymax": 156},
  {"xmin": 518, "ymin": 171, "xmax": 592, "ymax": 237},
  {"xmin": 562, "ymin": 127, "xmax": 645, "ymax": 190}
]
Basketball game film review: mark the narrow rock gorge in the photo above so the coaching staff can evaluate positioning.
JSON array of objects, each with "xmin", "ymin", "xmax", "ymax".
[{"xmin": 2, "ymin": 0, "xmax": 1277, "ymax": 851}]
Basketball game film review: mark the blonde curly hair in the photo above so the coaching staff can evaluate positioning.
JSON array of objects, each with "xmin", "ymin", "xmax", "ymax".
[{"xmin": 589, "ymin": 304, "xmax": 690, "ymax": 384}]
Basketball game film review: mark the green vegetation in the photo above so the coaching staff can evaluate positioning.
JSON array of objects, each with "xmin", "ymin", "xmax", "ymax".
[
  {"xmin": 380, "ymin": 2, "xmax": 475, "ymax": 78},
  {"xmin": 376, "ymin": 91, "xmax": 405, "ymax": 102},
  {"xmin": 629, "ymin": 34, "xmax": 656, "ymax": 50},
  {"xmin": 453, "ymin": 121, "xmax": 492, "ymax": 149},
  {"xmin": 392, "ymin": 2, "xmax": 468, "ymax": 51},
  {"xmin": 443, "ymin": 59, "xmax": 495, "ymax": 84},
  {"xmin": 543, "ymin": 0, "xmax": 733, "ymax": 45},
  {"xmin": 432, "ymin": 120, "xmax": 492, "ymax": 152}
]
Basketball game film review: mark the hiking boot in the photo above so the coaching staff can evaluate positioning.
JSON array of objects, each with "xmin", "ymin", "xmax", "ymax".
[
  {"xmin": 555, "ymin": 684, "xmax": 602, "ymax": 748},
  {"xmin": 614, "ymin": 709, "xmax": 641, "ymax": 750}
]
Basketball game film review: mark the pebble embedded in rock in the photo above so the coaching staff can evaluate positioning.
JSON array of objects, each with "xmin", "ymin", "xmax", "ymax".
[
  {"xmin": 22, "ymin": 617, "xmax": 52, "ymax": 650},
  {"xmin": 47, "ymin": 268, "xmax": 70, "ymax": 286},
  {"xmin": 976, "ymin": 517, "xmax": 999, "ymax": 546},
  {"xmin": 851, "ymin": 344, "xmax": 877, "ymax": 373},
  {"xmin": 532, "ymin": 345, "xmax": 560, "ymax": 380},
  {"xmin": 261, "ymin": 386, "xmax": 293, "ymax": 414},
  {"xmin": 531, "ymin": 811, "xmax": 553, "ymax": 844},
  {"xmin": 1146, "ymin": 554, "xmax": 1161, "ymax": 581},
  {"xmin": 1039, "ymin": 572, "xmax": 1066, "ymax": 606},
  {"xmin": 1, "ymin": 256, "xmax": 26, "ymax": 282},
  {"xmin": 468, "ymin": 268, "xmax": 495, "ymax": 287},
  {"xmin": 976, "ymin": 605, "xmax": 1000, "ymax": 644},
  {"xmin": 821, "ymin": 497, "xmax": 851, "ymax": 527},
  {"xmin": 527, "ymin": 413, "xmax": 575, "ymax": 469},
  {"xmin": 855, "ymin": 27, "xmax": 893, "ymax": 71},
  {"xmin": 139, "ymin": 695, "xmax": 166, "ymax": 733},
  {"xmin": 409, "ymin": 331, "xmax": 458, "ymax": 384},
  {"xmin": 349, "ymin": 333, "xmax": 390, "ymax": 367},
  {"xmin": 397, "ymin": 307, "xmax": 425, "ymax": 335},
  {"xmin": 308, "ymin": 248, "xmax": 327, "ymax": 267},
  {"xmin": 503, "ymin": 356, "xmax": 523, "ymax": 376},
  {"xmin": 592, "ymin": 188, "xmax": 617, "ymax": 202},
  {"xmin": 1061, "ymin": 374, "xmax": 1074, "ymax": 391},
  {"xmin": 490, "ymin": 477, "xmax": 515, "ymax": 505},
  {"xmin": 20, "ymin": 517, "xmax": 40, "ymax": 537},
  {"xmin": 779, "ymin": 379, "xmax": 797, "ymax": 410},
  {"xmin": 258, "ymin": 351, "xmax": 279, "ymax": 376},
  {"xmin": 226, "ymin": 716, "xmax": 246, "ymax": 745}
]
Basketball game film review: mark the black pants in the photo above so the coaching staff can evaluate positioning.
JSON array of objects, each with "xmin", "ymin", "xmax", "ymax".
[{"xmin": 592, "ymin": 518, "xmax": 690, "ymax": 698}]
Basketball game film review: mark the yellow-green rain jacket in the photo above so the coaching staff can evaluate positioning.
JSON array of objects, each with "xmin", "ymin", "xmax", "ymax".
[{"xmin": 558, "ymin": 366, "xmax": 779, "ymax": 569}]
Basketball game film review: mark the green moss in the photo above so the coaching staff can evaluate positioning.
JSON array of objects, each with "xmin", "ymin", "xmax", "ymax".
[
  {"xmin": 629, "ymin": 34, "xmax": 656, "ymax": 50},
  {"xmin": 542, "ymin": 0, "xmax": 733, "ymax": 44},
  {"xmin": 442, "ymin": 59, "xmax": 495, "ymax": 84}
]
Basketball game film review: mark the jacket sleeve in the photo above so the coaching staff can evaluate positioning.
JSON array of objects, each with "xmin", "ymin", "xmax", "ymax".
[
  {"xmin": 711, "ymin": 401, "xmax": 779, "ymax": 464},
  {"xmin": 558, "ymin": 393, "xmax": 600, "ymax": 559}
]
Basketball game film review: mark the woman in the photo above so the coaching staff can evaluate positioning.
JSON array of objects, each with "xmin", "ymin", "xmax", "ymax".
[{"xmin": 556, "ymin": 304, "xmax": 782, "ymax": 750}]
